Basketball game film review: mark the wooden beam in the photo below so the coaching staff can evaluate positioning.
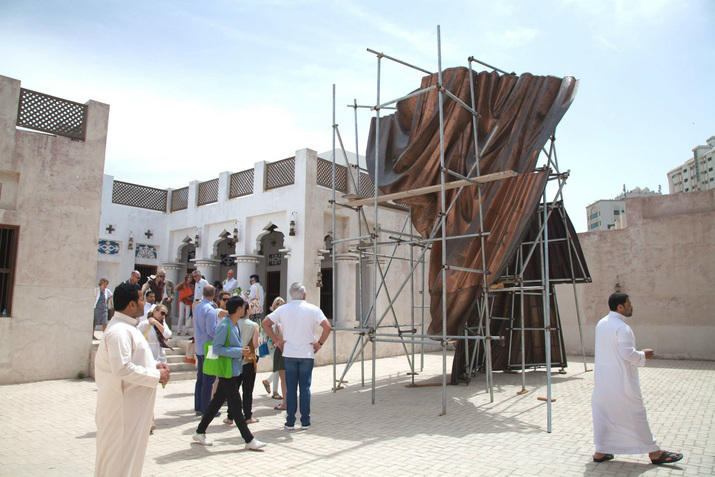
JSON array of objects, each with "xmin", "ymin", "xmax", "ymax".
[{"xmin": 345, "ymin": 170, "xmax": 518, "ymax": 207}]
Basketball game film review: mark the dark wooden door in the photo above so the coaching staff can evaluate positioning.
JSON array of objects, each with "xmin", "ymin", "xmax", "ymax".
[{"xmin": 266, "ymin": 271, "xmax": 280, "ymax": 312}]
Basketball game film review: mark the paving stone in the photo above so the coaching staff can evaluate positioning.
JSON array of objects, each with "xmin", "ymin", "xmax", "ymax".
[{"xmin": 0, "ymin": 353, "xmax": 712, "ymax": 476}]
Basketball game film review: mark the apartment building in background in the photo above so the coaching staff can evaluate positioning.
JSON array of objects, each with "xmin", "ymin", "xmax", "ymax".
[
  {"xmin": 667, "ymin": 136, "xmax": 715, "ymax": 194},
  {"xmin": 586, "ymin": 186, "xmax": 661, "ymax": 231}
]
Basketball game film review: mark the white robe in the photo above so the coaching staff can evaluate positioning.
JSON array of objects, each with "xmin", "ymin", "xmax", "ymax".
[
  {"xmin": 591, "ymin": 311, "xmax": 660, "ymax": 454},
  {"xmin": 95, "ymin": 312, "xmax": 160, "ymax": 477}
]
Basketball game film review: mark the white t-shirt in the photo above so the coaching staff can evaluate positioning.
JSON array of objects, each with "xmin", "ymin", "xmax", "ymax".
[{"xmin": 267, "ymin": 300, "xmax": 327, "ymax": 359}]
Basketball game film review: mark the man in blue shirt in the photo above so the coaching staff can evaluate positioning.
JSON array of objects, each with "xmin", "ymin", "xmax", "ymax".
[{"xmin": 194, "ymin": 284, "xmax": 218, "ymax": 415}]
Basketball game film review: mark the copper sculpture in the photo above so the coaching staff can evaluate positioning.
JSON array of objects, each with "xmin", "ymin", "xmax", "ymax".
[{"xmin": 366, "ymin": 67, "xmax": 579, "ymax": 337}]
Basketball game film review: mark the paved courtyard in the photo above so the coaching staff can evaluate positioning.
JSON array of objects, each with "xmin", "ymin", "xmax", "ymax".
[{"xmin": 1, "ymin": 352, "xmax": 713, "ymax": 476}]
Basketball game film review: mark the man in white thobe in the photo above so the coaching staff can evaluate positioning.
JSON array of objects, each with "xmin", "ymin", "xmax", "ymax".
[
  {"xmin": 591, "ymin": 293, "xmax": 682, "ymax": 465},
  {"xmin": 95, "ymin": 282, "xmax": 171, "ymax": 477}
]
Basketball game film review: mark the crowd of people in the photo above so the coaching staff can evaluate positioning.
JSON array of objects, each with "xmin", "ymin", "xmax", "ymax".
[
  {"xmin": 94, "ymin": 269, "xmax": 684, "ymax": 476},
  {"xmin": 94, "ymin": 268, "xmax": 332, "ymax": 476}
]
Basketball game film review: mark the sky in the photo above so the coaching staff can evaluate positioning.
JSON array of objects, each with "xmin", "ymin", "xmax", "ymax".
[{"xmin": 1, "ymin": 0, "xmax": 713, "ymax": 232}]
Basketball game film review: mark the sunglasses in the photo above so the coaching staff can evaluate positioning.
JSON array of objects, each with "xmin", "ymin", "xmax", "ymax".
[
  {"xmin": 220, "ymin": 298, "xmax": 228, "ymax": 302},
  {"xmin": 156, "ymin": 310, "xmax": 167, "ymax": 316}
]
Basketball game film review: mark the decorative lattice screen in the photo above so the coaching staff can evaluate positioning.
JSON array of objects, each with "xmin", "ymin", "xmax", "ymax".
[
  {"xmin": 112, "ymin": 181, "xmax": 167, "ymax": 211},
  {"xmin": 229, "ymin": 169, "xmax": 254, "ymax": 198},
  {"xmin": 265, "ymin": 157, "xmax": 295, "ymax": 190},
  {"xmin": 197, "ymin": 178, "xmax": 219, "ymax": 206},
  {"xmin": 358, "ymin": 172, "xmax": 383, "ymax": 198},
  {"xmin": 171, "ymin": 187, "xmax": 189, "ymax": 212},
  {"xmin": 16, "ymin": 88, "xmax": 88, "ymax": 140},
  {"xmin": 316, "ymin": 158, "xmax": 348, "ymax": 193}
]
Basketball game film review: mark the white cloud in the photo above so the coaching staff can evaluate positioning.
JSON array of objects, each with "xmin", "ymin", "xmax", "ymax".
[{"xmin": 500, "ymin": 27, "xmax": 539, "ymax": 49}]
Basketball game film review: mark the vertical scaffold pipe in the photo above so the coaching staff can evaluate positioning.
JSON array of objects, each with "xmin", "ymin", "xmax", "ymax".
[
  {"xmin": 331, "ymin": 84, "xmax": 338, "ymax": 392},
  {"xmin": 354, "ymin": 98, "xmax": 366, "ymax": 387},
  {"xmin": 543, "ymin": 191, "xmax": 553, "ymax": 433},
  {"xmin": 437, "ymin": 25, "xmax": 448, "ymax": 416},
  {"xmin": 371, "ymin": 52, "xmax": 382, "ymax": 406}
]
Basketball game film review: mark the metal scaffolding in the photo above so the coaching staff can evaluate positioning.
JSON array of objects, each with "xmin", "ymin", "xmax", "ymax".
[{"xmin": 327, "ymin": 26, "xmax": 587, "ymax": 432}]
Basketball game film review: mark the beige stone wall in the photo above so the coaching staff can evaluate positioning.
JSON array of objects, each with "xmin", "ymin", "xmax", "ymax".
[
  {"xmin": 0, "ymin": 75, "xmax": 109, "ymax": 383},
  {"xmin": 556, "ymin": 189, "xmax": 715, "ymax": 360}
]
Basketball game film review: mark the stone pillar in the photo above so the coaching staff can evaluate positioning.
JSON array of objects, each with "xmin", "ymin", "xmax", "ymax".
[
  {"xmin": 193, "ymin": 259, "xmax": 220, "ymax": 285},
  {"xmin": 335, "ymin": 253, "xmax": 359, "ymax": 326},
  {"xmin": 233, "ymin": 255, "xmax": 260, "ymax": 293}
]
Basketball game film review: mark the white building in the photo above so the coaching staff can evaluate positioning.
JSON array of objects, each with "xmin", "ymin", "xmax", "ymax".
[
  {"xmin": 97, "ymin": 149, "xmax": 425, "ymax": 365},
  {"xmin": 585, "ymin": 186, "xmax": 661, "ymax": 231},
  {"xmin": 667, "ymin": 136, "xmax": 715, "ymax": 194}
]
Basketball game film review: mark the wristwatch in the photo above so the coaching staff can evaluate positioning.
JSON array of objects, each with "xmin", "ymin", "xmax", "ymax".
[{"xmin": 318, "ymin": 341, "xmax": 324, "ymax": 346}]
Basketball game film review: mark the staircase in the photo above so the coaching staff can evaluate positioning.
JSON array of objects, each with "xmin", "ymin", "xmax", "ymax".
[{"xmin": 165, "ymin": 336, "xmax": 197, "ymax": 381}]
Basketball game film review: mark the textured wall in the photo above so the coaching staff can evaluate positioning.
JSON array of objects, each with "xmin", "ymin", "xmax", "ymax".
[
  {"xmin": 557, "ymin": 189, "xmax": 715, "ymax": 360},
  {"xmin": 0, "ymin": 75, "xmax": 109, "ymax": 383}
]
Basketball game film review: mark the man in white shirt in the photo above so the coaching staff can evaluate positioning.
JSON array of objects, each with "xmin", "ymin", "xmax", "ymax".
[
  {"xmin": 262, "ymin": 282, "xmax": 331, "ymax": 430},
  {"xmin": 95, "ymin": 282, "xmax": 170, "ymax": 477},
  {"xmin": 591, "ymin": 293, "xmax": 683, "ymax": 465},
  {"xmin": 142, "ymin": 289, "xmax": 155, "ymax": 323},
  {"xmin": 192, "ymin": 270, "xmax": 209, "ymax": 303},
  {"xmin": 223, "ymin": 269, "xmax": 238, "ymax": 295}
]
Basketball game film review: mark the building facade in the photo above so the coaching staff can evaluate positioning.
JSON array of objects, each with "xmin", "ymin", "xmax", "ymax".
[
  {"xmin": 97, "ymin": 149, "xmax": 425, "ymax": 367},
  {"xmin": 0, "ymin": 75, "xmax": 110, "ymax": 384},
  {"xmin": 667, "ymin": 136, "xmax": 715, "ymax": 194},
  {"xmin": 585, "ymin": 186, "xmax": 661, "ymax": 231}
]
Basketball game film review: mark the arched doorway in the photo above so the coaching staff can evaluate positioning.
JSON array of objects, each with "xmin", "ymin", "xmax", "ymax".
[{"xmin": 258, "ymin": 225, "xmax": 286, "ymax": 311}]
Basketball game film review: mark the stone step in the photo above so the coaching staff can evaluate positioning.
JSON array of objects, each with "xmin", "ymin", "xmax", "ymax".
[
  {"xmin": 166, "ymin": 370, "xmax": 196, "ymax": 382},
  {"xmin": 166, "ymin": 355, "xmax": 185, "ymax": 364},
  {"xmin": 168, "ymin": 362, "xmax": 196, "ymax": 373}
]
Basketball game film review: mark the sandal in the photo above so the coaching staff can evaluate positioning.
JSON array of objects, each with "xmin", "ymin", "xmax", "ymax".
[
  {"xmin": 651, "ymin": 450, "xmax": 683, "ymax": 465},
  {"xmin": 246, "ymin": 417, "xmax": 259, "ymax": 424},
  {"xmin": 223, "ymin": 418, "xmax": 233, "ymax": 425},
  {"xmin": 593, "ymin": 454, "xmax": 614, "ymax": 463},
  {"xmin": 274, "ymin": 404, "xmax": 286, "ymax": 410},
  {"xmin": 272, "ymin": 393, "xmax": 283, "ymax": 400},
  {"xmin": 262, "ymin": 379, "xmax": 271, "ymax": 394}
]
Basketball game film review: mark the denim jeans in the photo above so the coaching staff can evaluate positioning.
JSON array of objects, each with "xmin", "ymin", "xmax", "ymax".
[
  {"xmin": 283, "ymin": 357, "xmax": 314, "ymax": 426},
  {"xmin": 194, "ymin": 355, "xmax": 215, "ymax": 413}
]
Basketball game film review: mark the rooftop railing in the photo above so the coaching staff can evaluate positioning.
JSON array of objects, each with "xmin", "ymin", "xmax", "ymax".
[
  {"xmin": 16, "ymin": 88, "xmax": 88, "ymax": 141},
  {"xmin": 112, "ymin": 181, "xmax": 168, "ymax": 211}
]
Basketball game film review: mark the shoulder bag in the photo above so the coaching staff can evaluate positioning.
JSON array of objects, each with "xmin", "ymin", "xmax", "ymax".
[{"xmin": 203, "ymin": 324, "xmax": 232, "ymax": 378}]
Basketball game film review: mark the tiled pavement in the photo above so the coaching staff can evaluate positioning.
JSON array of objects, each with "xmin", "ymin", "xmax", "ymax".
[{"xmin": 1, "ymin": 353, "xmax": 713, "ymax": 476}]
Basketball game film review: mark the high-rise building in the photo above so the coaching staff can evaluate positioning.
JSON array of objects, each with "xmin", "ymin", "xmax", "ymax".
[
  {"xmin": 667, "ymin": 136, "xmax": 715, "ymax": 193},
  {"xmin": 585, "ymin": 186, "xmax": 661, "ymax": 231}
]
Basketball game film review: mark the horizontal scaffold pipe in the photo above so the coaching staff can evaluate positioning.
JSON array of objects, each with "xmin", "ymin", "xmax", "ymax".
[
  {"xmin": 344, "ymin": 170, "xmax": 518, "ymax": 207},
  {"xmin": 366, "ymin": 48, "xmax": 433, "ymax": 75}
]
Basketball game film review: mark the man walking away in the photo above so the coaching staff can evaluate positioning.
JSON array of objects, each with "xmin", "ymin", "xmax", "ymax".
[
  {"xmin": 263, "ymin": 282, "xmax": 331, "ymax": 430},
  {"xmin": 194, "ymin": 284, "xmax": 218, "ymax": 416}
]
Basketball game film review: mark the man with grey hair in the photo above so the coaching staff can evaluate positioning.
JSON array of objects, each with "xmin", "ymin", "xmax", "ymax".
[{"xmin": 262, "ymin": 282, "xmax": 331, "ymax": 430}]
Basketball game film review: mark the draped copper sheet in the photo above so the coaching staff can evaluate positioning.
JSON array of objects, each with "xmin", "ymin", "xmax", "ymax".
[{"xmin": 366, "ymin": 67, "xmax": 578, "ymax": 336}]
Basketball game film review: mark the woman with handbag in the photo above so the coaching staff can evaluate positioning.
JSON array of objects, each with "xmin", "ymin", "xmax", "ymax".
[
  {"xmin": 244, "ymin": 274, "xmax": 264, "ymax": 323},
  {"xmin": 192, "ymin": 296, "xmax": 266, "ymax": 450},
  {"xmin": 262, "ymin": 297, "xmax": 287, "ymax": 409}
]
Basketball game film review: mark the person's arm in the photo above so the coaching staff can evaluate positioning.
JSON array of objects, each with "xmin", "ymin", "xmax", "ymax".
[
  {"xmin": 105, "ymin": 329, "xmax": 160, "ymax": 386},
  {"xmin": 312, "ymin": 319, "xmax": 332, "ymax": 353},
  {"xmin": 213, "ymin": 323, "xmax": 244, "ymax": 358},
  {"xmin": 262, "ymin": 315, "xmax": 285, "ymax": 350},
  {"xmin": 207, "ymin": 309, "xmax": 218, "ymax": 339},
  {"xmin": 141, "ymin": 281, "xmax": 150, "ymax": 295},
  {"xmin": 148, "ymin": 317, "xmax": 165, "ymax": 334},
  {"xmin": 616, "ymin": 326, "xmax": 647, "ymax": 367}
]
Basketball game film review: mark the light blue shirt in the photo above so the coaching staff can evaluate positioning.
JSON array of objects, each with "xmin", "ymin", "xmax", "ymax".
[
  {"xmin": 194, "ymin": 298, "xmax": 217, "ymax": 356},
  {"xmin": 212, "ymin": 318, "xmax": 245, "ymax": 377}
]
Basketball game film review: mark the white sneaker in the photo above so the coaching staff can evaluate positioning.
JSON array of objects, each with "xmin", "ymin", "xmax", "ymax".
[
  {"xmin": 193, "ymin": 432, "xmax": 213, "ymax": 446},
  {"xmin": 245, "ymin": 438, "xmax": 266, "ymax": 451}
]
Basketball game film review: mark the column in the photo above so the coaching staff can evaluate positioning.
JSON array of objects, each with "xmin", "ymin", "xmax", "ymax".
[
  {"xmin": 335, "ymin": 252, "xmax": 359, "ymax": 326},
  {"xmin": 232, "ymin": 255, "xmax": 260, "ymax": 293},
  {"xmin": 192, "ymin": 259, "xmax": 220, "ymax": 285},
  {"xmin": 162, "ymin": 262, "xmax": 183, "ymax": 319}
]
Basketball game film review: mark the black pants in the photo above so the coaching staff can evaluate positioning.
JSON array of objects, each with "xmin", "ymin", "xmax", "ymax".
[
  {"xmin": 228, "ymin": 362, "xmax": 256, "ymax": 420},
  {"xmin": 196, "ymin": 376, "xmax": 254, "ymax": 444}
]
